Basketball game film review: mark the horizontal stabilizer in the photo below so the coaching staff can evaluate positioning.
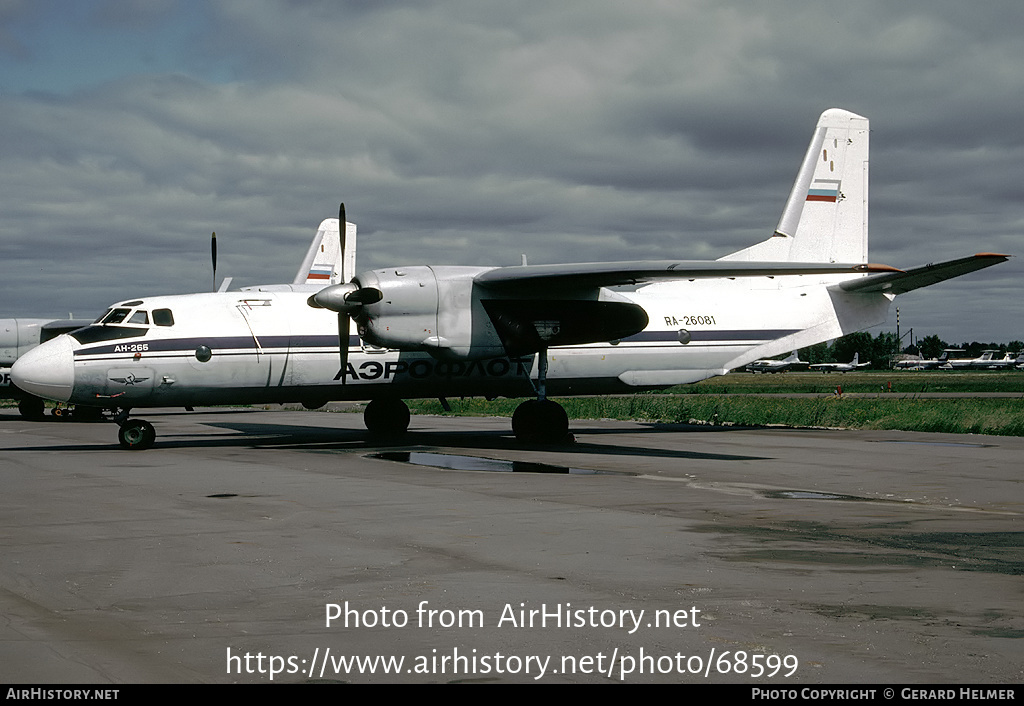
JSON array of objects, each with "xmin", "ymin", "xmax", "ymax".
[
  {"xmin": 838, "ymin": 253, "xmax": 1008, "ymax": 295},
  {"xmin": 476, "ymin": 260, "xmax": 898, "ymax": 291}
]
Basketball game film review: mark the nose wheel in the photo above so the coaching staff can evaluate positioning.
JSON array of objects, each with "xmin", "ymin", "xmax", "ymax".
[{"xmin": 117, "ymin": 419, "xmax": 156, "ymax": 450}]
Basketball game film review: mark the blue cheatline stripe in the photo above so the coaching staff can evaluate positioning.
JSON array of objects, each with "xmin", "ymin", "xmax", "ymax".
[
  {"xmin": 623, "ymin": 329, "xmax": 798, "ymax": 343},
  {"xmin": 74, "ymin": 329, "xmax": 794, "ymax": 358}
]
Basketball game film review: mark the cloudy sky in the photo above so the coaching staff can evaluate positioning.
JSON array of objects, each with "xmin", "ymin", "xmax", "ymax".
[{"xmin": 1, "ymin": 0, "xmax": 1021, "ymax": 344}]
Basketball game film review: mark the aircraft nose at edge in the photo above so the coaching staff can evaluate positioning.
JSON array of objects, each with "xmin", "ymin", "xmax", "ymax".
[{"xmin": 11, "ymin": 334, "xmax": 75, "ymax": 402}]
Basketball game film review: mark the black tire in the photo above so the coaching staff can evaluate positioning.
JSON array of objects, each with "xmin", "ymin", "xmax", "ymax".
[
  {"xmin": 18, "ymin": 395, "xmax": 46, "ymax": 420},
  {"xmin": 363, "ymin": 398, "xmax": 410, "ymax": 435},
  {"xmin": 512, "ymin": 399, "xmax": 569, "ymax": 443},
  {"xmin": 118, "ymin": 420, "xmax": 156, "ymax": 450}
]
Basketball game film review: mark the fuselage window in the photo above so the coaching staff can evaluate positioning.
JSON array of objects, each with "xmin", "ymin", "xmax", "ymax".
[{"xmin": 153, "ymin": 309, "xmax": 174, "ymax": 326}]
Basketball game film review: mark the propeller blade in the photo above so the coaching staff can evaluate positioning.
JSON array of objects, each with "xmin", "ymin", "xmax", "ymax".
[
  {"xmin": 339, "ymin": 203, "xmax": 347, "ymax": 283},
  {"xmin": 335, "ymin": 203, "xmax": 353, "ymax": 383},
  {"xmin": 211, "ymin": 231, "xmax": 217, "ymax": 292},
  {"xmin": 338, "ymin": 313, "xmax": 350, "ymax": 384}
]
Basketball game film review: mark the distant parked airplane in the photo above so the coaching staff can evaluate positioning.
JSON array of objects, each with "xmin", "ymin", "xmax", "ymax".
[
  {"xmin": 810, "ymin": 353, "xmax": 871, "ymax": 373},
  {"xmin": 745, "ymin": 351, "xmax": 808, "ymax": 374}
]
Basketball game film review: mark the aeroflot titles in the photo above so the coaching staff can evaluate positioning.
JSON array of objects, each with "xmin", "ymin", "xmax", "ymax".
[{"xmin": 334, "ymin": 356, "xmax": 534, "ymax": 382}]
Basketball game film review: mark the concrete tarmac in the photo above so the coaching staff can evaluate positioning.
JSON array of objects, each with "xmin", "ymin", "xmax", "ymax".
[{"xmin": 0, "ymin": 407, "xmax": 1021, "ymax": 684}]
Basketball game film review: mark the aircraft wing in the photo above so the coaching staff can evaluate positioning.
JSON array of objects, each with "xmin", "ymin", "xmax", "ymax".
[
  {"xmin": 837, "ymin": 253, "xmax": 1008, "ymax": 295},
  {"xmin": 475, "ymin": 260, "xmax": 898, "ymax": 290},
  {"xmin": 470, "ymin": 261, "xmax": 893, "ymax": 354}
]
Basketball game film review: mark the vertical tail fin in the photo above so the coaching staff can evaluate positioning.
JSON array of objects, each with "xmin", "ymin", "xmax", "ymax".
[
  {"xmin": 721, "ymin": 108, "xmax": 869, "ymax": 264},
  {"xmin": 292, "ymin": 218, "xmax": 358, "ymax": 285}
]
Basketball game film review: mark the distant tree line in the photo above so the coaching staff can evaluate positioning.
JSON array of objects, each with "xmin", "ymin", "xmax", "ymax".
[{"xmin": 797, "ymin": 332, "xmax": 1024, "ymax": 369}]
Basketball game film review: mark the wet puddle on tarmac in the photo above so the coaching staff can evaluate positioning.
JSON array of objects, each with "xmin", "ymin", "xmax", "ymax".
[
  {"xmin": 371, "ymin": 451, "xmax": 632, "ymax": 476},
  {"xmin": 763, "ymin": 490, "xmax": 874, "ymax": 502}
]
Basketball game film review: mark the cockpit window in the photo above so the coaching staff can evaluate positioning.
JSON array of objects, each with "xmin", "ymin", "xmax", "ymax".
[
  {"xmin": 91, "ymin": 305, "xmax": 171, "ymax": 329},
  {"xmin": 71, "ymin": 326, "xmax": 149, "ymax": 344},
  {"xmin": 100, "ymin": 308, "xmax": 132, "ymax": 325},
  {"xmin": 153, "ymin": 308, "xmax": 174, "ymax": 326}
]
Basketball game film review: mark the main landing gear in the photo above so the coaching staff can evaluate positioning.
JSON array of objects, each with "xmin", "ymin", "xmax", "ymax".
[
  {"xmin": 359, "ymin": 350, "xmax": 570, "ymax": 443},
  {"xmin": 359, "ymin": 394, "xmax": 569, "ymax": 443},
  {"xmin": 17, "ymin": 395, "xmax": 108, "ymax": 422},
  {"xmin": 17, "ymin": 395, "xmax": 45, "ymax": 420},
  {"xmin": 363, "ymin": 397, "xmax": 410, "ymax": 435},
  {"xmin": 511, "ymin": 398, "xmax": 569, "ymax": 443},
  {"xmin": 512, "ymin": 347, "xmax": 570, "ymax": 443}
]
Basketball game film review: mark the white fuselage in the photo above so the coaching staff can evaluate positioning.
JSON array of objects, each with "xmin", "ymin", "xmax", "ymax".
[{"xmin": 14, "ymin": 274, "xmax": 892, "ymax": 409}]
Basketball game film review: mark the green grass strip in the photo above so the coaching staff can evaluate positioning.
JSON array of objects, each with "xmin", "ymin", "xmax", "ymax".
[{"xmin": 408, "ymin": 395, "xmax": 1024, "ymax": 437}]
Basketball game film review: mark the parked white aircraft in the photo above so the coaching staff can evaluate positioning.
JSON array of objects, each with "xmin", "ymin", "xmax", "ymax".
[
  {"xmin": 12, "ymin": 109, "xmax": 1009, "ymax": 448},
  {"xmin": 999, "ymin": 352, "xmax": 1024, "ymax": 369},
  {"xmin": 971, "ymin": 350, "xmax": 1024, "ymax": 369},
  {"xmin": 810, "ymin": 353, "xmax": 871, "ymax": 373},
  {"xmin": 940, "ymin": 349, "xmax": 1024, "ymax": 370},
  {"xmin": 893, "ymin": 348, "xmax": 961, "ymax": 370},
  {"xmin": 2, "ymin": 317, "xmax": 92, "ymax": 418},
  {"xmin": 745, "ymin": 351, "xmax": 808, "ymax": 374}
]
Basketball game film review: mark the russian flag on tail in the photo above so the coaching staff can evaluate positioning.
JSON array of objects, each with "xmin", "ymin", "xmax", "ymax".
[{"xmin": 807, "ymin": 179, "xmax": 840, "ymax": 202}]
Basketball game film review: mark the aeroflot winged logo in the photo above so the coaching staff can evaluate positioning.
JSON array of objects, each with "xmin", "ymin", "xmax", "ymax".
[{"xmin": 109, "ymin": 373, "xmax": 150, "ymax": 386}]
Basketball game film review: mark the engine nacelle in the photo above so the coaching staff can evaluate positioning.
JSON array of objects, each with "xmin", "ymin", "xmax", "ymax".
[{"xmin": 355, "ymin": 265, "xmax": 506, "ymax": 360}]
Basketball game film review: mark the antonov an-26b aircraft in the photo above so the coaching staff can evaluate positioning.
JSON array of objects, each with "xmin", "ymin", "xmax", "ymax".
[{"xmin": 13, "ymin": 109, "xmax": 1008, "ymax": 448}]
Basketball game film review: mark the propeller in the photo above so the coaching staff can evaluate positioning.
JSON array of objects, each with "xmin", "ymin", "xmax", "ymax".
[
  {"xmin": 211, "ymin": 231, "xmax": 217, "ymax": 292},
  {"xmin": 307, "ymin": 204, "xmax": 382, "ymax": 383}
]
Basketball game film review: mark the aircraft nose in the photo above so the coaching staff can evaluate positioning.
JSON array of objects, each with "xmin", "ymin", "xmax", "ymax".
[{"xmin": 11, "ymin": 334, "xmax": 75, "ymax": 402}]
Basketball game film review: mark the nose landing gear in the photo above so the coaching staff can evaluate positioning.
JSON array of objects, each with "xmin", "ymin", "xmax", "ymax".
[{"xmin": 114, "ymin": 410, "xmax": 156, "ymax": 450}]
